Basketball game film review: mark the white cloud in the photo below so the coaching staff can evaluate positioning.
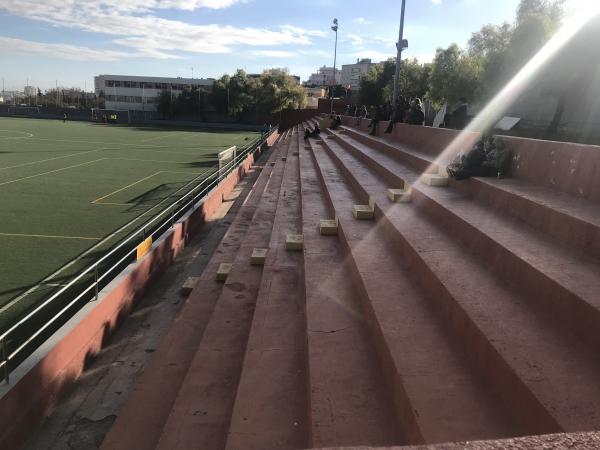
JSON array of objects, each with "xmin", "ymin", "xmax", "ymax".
[
  {"xmin": 0, "ymin": 1, "xmax": 326, "ymax": 59},
  {"xmin": 353, "ymin": 17, "xmax": 373, "ymax": 25},
  {"xmin": 432, "ymin": 0, "xmax": 443, "ymax": 4},
  {"xmin": 0, "ymin": 36, "xmax": 181, "ymax": 61},
  {"xmin": 254, "ymin": 50, "xmax": 296, "ymax": 58}
]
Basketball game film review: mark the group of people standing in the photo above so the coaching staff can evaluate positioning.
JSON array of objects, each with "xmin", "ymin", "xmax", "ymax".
[{"xmin": 344, "ymin": 96, "xmax": 425, "ymax": 136}]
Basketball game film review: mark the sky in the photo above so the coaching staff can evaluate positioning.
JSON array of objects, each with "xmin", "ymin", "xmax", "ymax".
[{"xmin": 0, "ymin": 0, "xmax": 521, "ymax": 92}]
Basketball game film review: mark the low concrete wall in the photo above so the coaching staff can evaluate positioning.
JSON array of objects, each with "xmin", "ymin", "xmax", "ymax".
[
  {"xmin": 0, "ymin": 130, "xmax": 280, "ymax": 450},
  {"xmin": 341, "ymin": 115, "xmax": 600, "ymax": 200}
]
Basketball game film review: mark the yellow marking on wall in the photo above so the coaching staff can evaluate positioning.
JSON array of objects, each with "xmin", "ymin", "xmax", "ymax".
[
  {"xmin": 92, "ymin": 172, "xmax": 162, "ymax": 204},
  {"xmin": 0, "ymin": 159, "xmax": 107, "ymax": 187},
  {"xmin": 137, "ymin": 236, "xmax": 153, "ymax": 260},
  {"xmin": 0, "ymin": 232, "xmax": 100, "ymax": 240}
]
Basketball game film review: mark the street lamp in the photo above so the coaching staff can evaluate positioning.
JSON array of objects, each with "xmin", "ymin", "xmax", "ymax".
[
  {"xmin": 392, "ymin": 0, "xmax": 408, "ymax": 109},
  {"xmin": 330, "ymin": 18, "xmax": 339, "ymax": 114}
]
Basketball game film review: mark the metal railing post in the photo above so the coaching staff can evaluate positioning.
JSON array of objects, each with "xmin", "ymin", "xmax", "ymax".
[
  {"xmin": 2, "ymin": 339, "xmax": 9, "ymax": 384},
  {"xmin": 94, "ymin": 264, "xmax": 99, "ymax": 301}
]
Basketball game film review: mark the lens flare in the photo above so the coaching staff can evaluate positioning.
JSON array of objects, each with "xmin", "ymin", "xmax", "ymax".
[{"xmin": 427, "ymin": 1, "xmax": 600, "ymax": 176}]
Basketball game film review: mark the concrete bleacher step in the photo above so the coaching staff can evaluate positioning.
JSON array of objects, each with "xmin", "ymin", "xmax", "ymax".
[
  {"xmin": 224, "ymin": 126, "xmax": 308, "ymax": 450},
  {"xmin": 328, "ymin": 129, "xmax": 600, "ymax": 354},
  {"xmin": 340, "ymin": 126, "xmax": 600, "ymax": 260},
  {"xmin": 152, "ymin": 134, "xmax": 293, "ymax": 450},
  {"xmin": 306, "ymin": 137, "xmax": 518, "ymax": 444},
  {"xmin": 100, "ymin": 139, "xmax": 285, "ymax": 450},
  {"xmin": 299, "ymin": 126, "xmax": 400, "ymax": 448},
  {"xmin": 317, "ymin": 133, "xmax": 600, "ymax": 436}
]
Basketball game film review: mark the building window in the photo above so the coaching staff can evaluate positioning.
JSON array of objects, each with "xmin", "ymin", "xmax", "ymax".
[
  {"xmin": 105, "ymin": 80, "xmax": 114, "ymax": 87},
  {"xmin": 114, "ymin": 81, "xmax": 122, "ymax": 87},
  {"xmin": 123, "ymin": 81, "xmax": 131, "ymax": 88}
]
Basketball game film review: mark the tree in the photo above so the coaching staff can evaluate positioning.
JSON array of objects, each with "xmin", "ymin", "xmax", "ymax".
[
  {"xmin": 428, "ymin": 43, "xmax": 483, "ymax": 105},
  {"xmin": 254, "ymin": 69, "xmax": 306, "ymax": 114},
  {"xmin": 382, "ymin": 58, "xmax": 432, "ymax": 102},
  {"xmin": 358, "ymin": 59, "xmax": 396, "ymax": 106},
  {"xmin": 157, "ymin": 90, "xmax": 173, "ymax": 118}
]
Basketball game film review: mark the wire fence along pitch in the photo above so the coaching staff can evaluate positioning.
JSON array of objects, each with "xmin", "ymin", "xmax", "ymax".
[{"xmin": 0, "ymin": 129, "xmax": 277, "ymax": 381}]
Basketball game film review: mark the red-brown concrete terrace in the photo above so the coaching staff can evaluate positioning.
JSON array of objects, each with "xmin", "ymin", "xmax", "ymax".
[
  {"xmin": 0, "ymin": 129, "xmax": 280, "ymax": 450},
  {"xmin": 19, "ymin": 113, "xmax": 600, "ymax": 450},
  {"xmin": 314, "ymin": 431, "xmax": 600, "ymax": 450}
]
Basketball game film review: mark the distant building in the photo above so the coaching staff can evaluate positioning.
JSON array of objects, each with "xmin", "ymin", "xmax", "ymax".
[
  {"xmin": 340, "ymin": 59, "xmax": 375, "ymax": 92},
  {"xmin": 94, "ymin": 75, "xmax": 214, "ymax": 111},
  {"xmin": 24, "ymin": 86, "xmax": 37, "ymax": 97},
  {"xmin": 306, "ymin": 66, "xmax": 340, "ymax": 87},
  {"xmin": 304, "ymin": 86, "xmax": 326, "ymax": 109}
]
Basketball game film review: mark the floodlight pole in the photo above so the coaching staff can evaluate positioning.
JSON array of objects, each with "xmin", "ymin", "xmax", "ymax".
[
  {"xmin": 392, "ymin": 0, "xmax": 407, "ymax": 109},
  {"xmin": 330, "ymin": 18, "xmax": 338, "ymax": 115}
]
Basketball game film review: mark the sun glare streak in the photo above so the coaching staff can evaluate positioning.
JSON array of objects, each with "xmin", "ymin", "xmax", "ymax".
[{"xmin": 427, "ymin": 1, "xmax": 600, "ymax": 175}]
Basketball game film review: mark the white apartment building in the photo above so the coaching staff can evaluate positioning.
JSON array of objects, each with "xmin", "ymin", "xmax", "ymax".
[
  {"xmin": 94, "ymin": 75, "xmax": 214, "ymax": 111},
  {"xmin": 340, "ymin": 59, "xmax": 375, "ymax": 92},
  {"xmin": 306, "ymin": 66, "xmax": 341, "ymax": 87}
]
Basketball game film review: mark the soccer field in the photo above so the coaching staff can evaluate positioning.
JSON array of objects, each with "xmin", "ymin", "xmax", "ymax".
[{"xmin": 0, "ymin": 117, "xmax": 259, "ymax": 331}]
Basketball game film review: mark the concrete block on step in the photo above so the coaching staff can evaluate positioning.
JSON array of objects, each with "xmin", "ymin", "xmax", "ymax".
[
  {"xmin": 387, "ymin": 188, "xmax": 412, "ymax": 203},
  {"xmin": 251, "ymin": 248, "xmax": 268, "ymax": 266},
  {"xmin": 216, "ymin": 263, "xmax": 233, "ymax": 282},
  {"xmin": 180, "ymin": 277, "xmax": 200, "ymax": 296},
  {"xmin": 353, "ymin": 205, "xmax": 374, "ymax": 220},
  {"xmin": 270, "ymin": 162, "xmax": 275, "ymax": 167},
  {"xmin": 422, "ymin": 173, "xmax": 449, "ymax": 187},
  {"xmin": 319, "ymin": 218, "xmax": 339, "ymax": 235},
  {"xmin": 285, "ymin": 234, "xmax": 304, "ymax": 251},
  {"xmin": 281, "ymin": 157, "xmax": 287, "ymax": 162}
]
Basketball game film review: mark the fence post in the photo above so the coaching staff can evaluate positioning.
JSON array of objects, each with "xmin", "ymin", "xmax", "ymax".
[
  {"xmin": 1, "ymin": 338, "xmax": 9, "ymax": 384},
  {"xmin": 94, "ymin": 263, "xmax": 99, "ymax": 301}
]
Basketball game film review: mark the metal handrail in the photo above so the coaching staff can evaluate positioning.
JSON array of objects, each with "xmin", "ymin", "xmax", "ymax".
[{"xmin": 0, "ymin": 128, "xmax": 277, "ymax": 380}]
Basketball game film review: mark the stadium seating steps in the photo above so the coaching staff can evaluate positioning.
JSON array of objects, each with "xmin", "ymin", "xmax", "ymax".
[{"xmin": 98, "ymin": 116, "xmax": 600, "ymax": 449}]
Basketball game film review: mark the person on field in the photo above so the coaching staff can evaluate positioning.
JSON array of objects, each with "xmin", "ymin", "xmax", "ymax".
[{"xmin": 63, "ymin": 112, "xmax": 67, "ymax": 123}]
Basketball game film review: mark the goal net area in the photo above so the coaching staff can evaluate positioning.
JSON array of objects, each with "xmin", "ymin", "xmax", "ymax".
[
  {"xmin": 91, "ymin": 108, "xmax": 131, "ymax": 124},
  {"xmin": 218, "ymin": 146, "xmax": 237, "ymax": 179}
]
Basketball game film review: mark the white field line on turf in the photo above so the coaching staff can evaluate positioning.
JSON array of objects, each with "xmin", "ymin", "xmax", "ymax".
[
  {"xmin": 0, "ymin": 158, "xmax": 107, "ymax": 187},
  {"xmin": 2, "ymin": 165, "xmax": 214, "ymax": 312},
  {"xmin": 0, "ymin": 130, "xmax": 34, "ymax": 139},
  {"xmin": 92, "ymin": 170, "xmax": 204, "ymax": 204},
  {"xmin": 92, "ymin": 172, "xmax": 162, "ymax": 204},
  {"xmin": 23, "ymin": 137, "xmax": 167, "ymax": 148},
  {"xmin": 0, "ymin": 232, "xmax": 100, "ymax": 240},
  {"xmin": 0, "ymin": 147, "xmax": 108, "ymax": 171}
]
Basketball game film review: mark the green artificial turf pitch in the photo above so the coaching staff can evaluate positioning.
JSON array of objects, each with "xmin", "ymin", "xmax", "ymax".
[{"xmin": 0, "ymin": 117, "xmax": 259, "ymax": 332}]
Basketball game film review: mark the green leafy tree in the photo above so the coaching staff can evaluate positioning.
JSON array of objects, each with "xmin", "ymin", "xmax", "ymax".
[
  {"xmin": 358, "ymin": 59, "xmax": 396, "ymax": 106},
  {"xmin": 157, "ymin": 90, "xmax": 173, "ymax": 118},
  {"xmin": 428, "ymin": 43, "xmax": 484, "ymax": 105},
  {"xmin": 254, "ymin": 68, "xmax": 306, "ymax": 113}
]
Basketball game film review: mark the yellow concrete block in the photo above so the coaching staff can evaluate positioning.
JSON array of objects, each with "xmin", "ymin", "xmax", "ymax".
[
  {"xmin": 180, "ymin": 277, "xmax": 200, "ymax": 296},
  {"xmin": 422, "ymin": 173, "xmax": 449, "ymax": 187},
  {"xmin": 216, "ymin": 263, "xmax": 233, "ymax": 282},
  {"xmin": 251, "ymin": 248, "xmax": 268, "ymax": 266},
  {"xmin": 387, "ymin": 188, "xmax": 412, "ymax": 203},
  {"xmin": 319, "ymin": 219, "xmax": 339, "ymax": 236},
  {"xmin": 353, "ymin": 205, "xmax": 374, "ymax": 220},
  {"xmin": 285, "ymin": 234, "xmax": 304, "ymax": 251}
]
